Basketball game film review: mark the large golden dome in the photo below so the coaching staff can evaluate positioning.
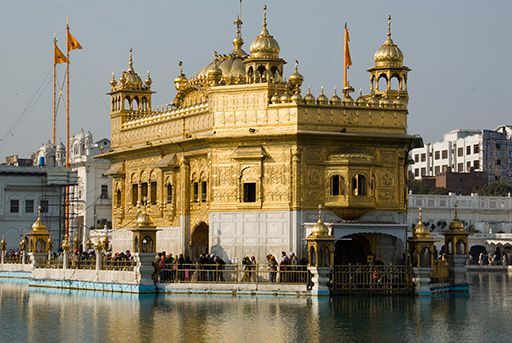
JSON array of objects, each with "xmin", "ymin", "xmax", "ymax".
[
  {"xmin": 249, "ymin": 6, "xmax": 280, "ymax": 59},
  {"xmin": 374, "ymin": 16, "xmax": 404, "ymax": 68},
  {"xmin": 191, "ymin": 16, "xmax": 247, "ymax": 85}
]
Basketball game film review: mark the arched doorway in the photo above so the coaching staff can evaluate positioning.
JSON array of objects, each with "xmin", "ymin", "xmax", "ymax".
[
  {"xmin": 469, "ymin": 245, "xmax": 487, "ymax": 264},
  {"xmin": 335, "ymin": 234, "xmax": 371, "ymax": 265},
  {"xmin": 190, "ymin": 222, "xmax": 209, "ymax": 259},
  {"xmin": 334, "ymin": 233, "xmax": 405, "ymax": 265}
]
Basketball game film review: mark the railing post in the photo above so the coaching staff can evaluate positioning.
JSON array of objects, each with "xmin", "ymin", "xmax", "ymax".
[
  {"xmin": 63, "ymin": 252, "xmax": 69, "ymax": 270},
  {"xmin": 95, "ymin": 248, "xmax": 102, "ymax": 271}
]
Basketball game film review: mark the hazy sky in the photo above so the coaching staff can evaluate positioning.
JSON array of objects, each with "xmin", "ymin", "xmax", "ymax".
[{"xmin": 1, "ymin": 0, "xmax": 511, "ymax": 161}]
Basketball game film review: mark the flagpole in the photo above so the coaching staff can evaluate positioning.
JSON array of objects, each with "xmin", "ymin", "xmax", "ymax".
[
  {"xmin": 65, "ymin": 17, "xmax": 70, "ymax": 241},
  {"xmin": 343, "ymin": 23, "xmax": 348, "ymax": 89},
  {"xmin": 52, "ymin": 34, "xmax": 57, "ymax": 145}
]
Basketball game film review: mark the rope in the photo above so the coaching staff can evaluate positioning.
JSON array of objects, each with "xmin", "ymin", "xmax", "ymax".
[{"xmin": 0, "ymin": 66, "xmax": 53, "ymax": 151}]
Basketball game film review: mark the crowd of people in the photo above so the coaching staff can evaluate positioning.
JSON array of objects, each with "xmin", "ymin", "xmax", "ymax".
[{"xmin": 152, "ymin": 251, "xmax": 308, "ymax": 284}]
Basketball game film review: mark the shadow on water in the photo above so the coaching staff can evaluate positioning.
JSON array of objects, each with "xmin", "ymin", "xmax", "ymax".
[{"xmin": 0, "ymin": 272, "xmax": 510, "ymax": 342}]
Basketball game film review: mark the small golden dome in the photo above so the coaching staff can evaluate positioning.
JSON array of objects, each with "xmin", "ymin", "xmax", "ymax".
[
  {"xmin": 317, "ymin": 87, "xmax": 329, "ymax": 105},
  {"xmin": 207, "ymin": 60, "xmax": 222, "ymax": 84},
  {"xmin": 280, "ymin": 88, "xmax": 291, "ymax": 103},
  {"xmin": 1, "ymin": 236, "xmax": 6, "ymax": 250},
  {"xmin": 311, "ymin": 205, "xmax": 330, "ymax": 237},
  {"xmin": 31, "ymin": 208, "xmax": 47, "ymax": 232},
  {"xmin": 174, "ymin": 61, "xmax": 188, "ymax": 91},
  {"xmin": 304, "ymin": 86, "xmax": 316, "ymax": 105},
  {"xmin": 119, "ymin": 49, "xmax": 144, "ymax": 89},
  {"xmin": 136, "ymin": 207, "xmax": 152, "ymax": 227},
  {"xmin": 288, "ymin": 60, "xmax": 304, "ymax": 89},
  {"xmin": 448, "ymin": 207, "xmax": 465, "ymax": 231},
  {"xmin": 330, "ymin": 88, "xmax": 342, "ymax": 105},
  {"xmin": 61, "ymin": 237, "xmax": 71, "ymax": 251},
  {"xmin": 271, "ymin": 90, "xmax": 280, "ymax": 104},
  {"xmin": 374, "ymin": 16, "xmax": 404, "ymax": 68},
  {"xmin": 291, "ymin": 89, "xmax": 303, "ymax": 103},
  {"xmin": 413, "ymin": 208, "xmax": 431, "ymax": 238},
  {"xmin": 249, "ymin": 6, "xmax": 280, "ymax": 59}
]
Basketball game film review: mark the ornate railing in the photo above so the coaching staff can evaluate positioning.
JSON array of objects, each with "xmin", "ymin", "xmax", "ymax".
[
  {"xmin": 159, "ymin": 264, "xmax": 309, "ymax": 285},
  {"xmin": 102, "ymin": 259, "xmax": 136, "ymax": 271},
  {"xmin": 430, "ymin": 260, "xmax": 449, "ymax": 283},
  {"xmin": 331, "ymin": 265, "xmax": 414, "ymax": 294},
  {"xmin": 69, "ymin": 259, "xmax": 96, "ymax": 270},
  {"xmin": 5, "ymin": 256, "xmax": 23, "ymax": 264}
]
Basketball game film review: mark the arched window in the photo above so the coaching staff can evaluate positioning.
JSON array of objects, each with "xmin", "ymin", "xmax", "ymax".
[
  {"xmin": 247, "ymin": 66, "xmax": 254, "ymax": 83},
  {"xmin": 352, "ymin": 174, "xmax": 367, "ymax": 196},
  {"xmin": 377, "ymin": 75, "xmax": 388, "ymax": 91},
  {"xmin": 166, "ymin": 183, "xmax": 173, "ymax": 204},
  {"xmin": 257, "ymin": 65, "xmax": 266, "ymax": 82},
  {"xmin": 142, "ymin": 236, "xmax": 153, "ymax": 253},
  {"xmin": 116, "ymin": 188, "xmax": 122, "ymax": 207},
  {"xmin": 456, "ymin": 239, "xmax": 466, "ymax": 255},
  {"xmin": 124, "ymin": 97, "xmax": 131, "ymax": 111},
  {"xmin": 330, "ymin": 175, "xmax": 344, "ymax": 196},
  {"xmin": 131, "ymin": 184, "xmax": 138, "ymax": 206},
  {"xmin": 390, "ymin": 76, "xmax": 400, "ymax": 90}
]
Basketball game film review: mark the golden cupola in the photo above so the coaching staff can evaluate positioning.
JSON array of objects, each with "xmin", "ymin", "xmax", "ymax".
[
  {"xmin": 367, "ymin": 15, "xmax": 410, "ymax": 97},
  {"xmin": 109, "ymin": 49, "xmax": 153, "ymax": 114},
  {"xmin": 174, "ymin": 61, "xmax": 188, "ymax": 92},
  {"xmin": 249, "ymin": 5, "xmax": 280, "ymax": 59},
  {"xmin": 373, "ymin": 25, "xmax": 404, "ymax": 68},
  {"xmin": 31, "ymin": 209, "xmax": 48, "ymax": 233},
  {"xmin": 413, "ymin": 208, "xmax": 431, "ymax": 239},
  {"xmin": 113, "ymin": 49, "xmax": 150, "ymax": 91},
  {"xmin": 288, "ymin": 60, "xmax": 304, "ymax": 91},
  {"xmin": 244, "ymin": 5, "xmax": 286, "ymax": 84}
]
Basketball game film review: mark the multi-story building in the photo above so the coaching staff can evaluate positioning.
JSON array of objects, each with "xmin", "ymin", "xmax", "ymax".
[
  {"xmin": 99, "ymin": 11, "xmax": 419, "ymax": 264},
  {"xmin": 410, "ymin": 126, "xmax": 512, "ymax": 185},
  {"xmin": 0, "ymin": 148, "xmax": 77, "ymax": 250},
  {"xmin": 68, "ymin": 130, "xmax": 112, "ymax": 247}
]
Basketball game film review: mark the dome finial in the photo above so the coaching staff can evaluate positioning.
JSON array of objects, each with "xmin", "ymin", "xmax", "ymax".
[
  {"xmin": 454, "ymin": 204, "xmax": 458, "ymax": 219},
  {"xmin": 233, "ymin": 16, "xmax": 244, "ymax": 54},
  {"xmin": 418, "ymin": 207, "xmax": 423, "ymax": 223},
  {"xmin": 387, "ymin": 15, "xmax": 392, "ymax": 38},
  {"xmin": 128, "ymin": 48, "xmax": 134, "ymax": 71},
  {"xmin": 179, "ymin": 60, "xmax": 184, "ymax": 75},
  {"xmin": 263, "ymin": 5, "xmax": 268, "ymax": 32},
  {"xmin": 317, "ymin": 204, "xmax": 323, "ymax": 222}
]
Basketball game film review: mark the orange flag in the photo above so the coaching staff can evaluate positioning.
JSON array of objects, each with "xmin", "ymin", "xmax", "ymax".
[
  {"xmin": 54, "ymin": 41, "xmax": 68, "ymax": 64},
  {"xmin": 344, "ymin": 23, "xmax": 352, "ymax": 70},
  {"xmin": 67, "ymin": 31, "xmax": 83, "ymax": 52}
]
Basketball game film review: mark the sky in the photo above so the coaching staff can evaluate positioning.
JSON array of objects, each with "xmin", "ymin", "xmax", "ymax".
[{"xmin": 0, "ymin": 0, "xmax": 511, "ymax": 161}]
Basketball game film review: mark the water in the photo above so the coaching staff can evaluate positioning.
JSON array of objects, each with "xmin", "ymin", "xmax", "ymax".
[{"xmin": 0, "ymin": 273, "xmax": 510, "ymax": 342}]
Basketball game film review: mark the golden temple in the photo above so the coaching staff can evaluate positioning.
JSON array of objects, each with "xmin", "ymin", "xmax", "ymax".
[{"xmin": 101, "ymin": 8, "xmax": 420, "ymax": 262}]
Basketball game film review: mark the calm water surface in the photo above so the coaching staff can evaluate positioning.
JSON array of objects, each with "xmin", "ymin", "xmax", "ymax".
[{"xmin": 0, "ymin": 273, "xmax": 510, "ymax": 342}]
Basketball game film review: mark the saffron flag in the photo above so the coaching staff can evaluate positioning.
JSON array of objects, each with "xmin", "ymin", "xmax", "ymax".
[
  {"xmin": 344, "ymin": 23, "xmax": 352, "ymax": 69},
  {"xmin": 67, "ymin": 31, "xmax": 83, "ymax": 52},
  {"xmin": 54, "ymin": 41, "xmax": 68, "ymax": 64}
]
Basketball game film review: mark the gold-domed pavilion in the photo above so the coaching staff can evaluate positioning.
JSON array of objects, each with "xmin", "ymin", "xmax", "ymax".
[{"xmin": 102, "ymin": 8, "xmax": 421, "ymax": 264}]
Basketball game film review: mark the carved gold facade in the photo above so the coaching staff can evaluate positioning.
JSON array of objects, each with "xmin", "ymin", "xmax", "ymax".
[{"xmin": 101, "ymin": 9, "xmax": 420, "ymax": 260}]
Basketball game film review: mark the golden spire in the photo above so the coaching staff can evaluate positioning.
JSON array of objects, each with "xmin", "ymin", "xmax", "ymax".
[
  {"xmin": 128, "ymin": 48, "xmax": 134, "ymax": 71},
  {"xmin": 387, "ymin": 14, "xmax": 392, "ymax": 39},
  {"xmin": 232, "ymin": 16, "xmax": 244, "ymax": 55},
  {"xmin": 449, "ymin": 204, "xmax": 465, "ymax": 231},
  {"xmin": 262, "ymin": 5, "xmax": 268, "ymax": 34},
  {"xmin": 31, "ymin": 207, "xmax": 48, "ymax": 232}
]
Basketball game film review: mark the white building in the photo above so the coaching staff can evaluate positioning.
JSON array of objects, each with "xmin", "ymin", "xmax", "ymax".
[
  {"xmin": 407, "ymin": 193, "xmax": 512, "ymax": 257},
  {"xmin": 410, "ymin": 125, "xmax": 512, "ymax": 184},
  {"xmin": 69, "ymin": 130, "xmax": 111, "ymax": 247},
  {"xmin": 0, "ymin": 164, "xmax": 74, "ymax": 250}
]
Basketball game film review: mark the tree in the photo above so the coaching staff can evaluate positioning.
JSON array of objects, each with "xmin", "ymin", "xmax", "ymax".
[{"xmin": 478, "ymin": 180, "xmax": 512, "ymax": 196}]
